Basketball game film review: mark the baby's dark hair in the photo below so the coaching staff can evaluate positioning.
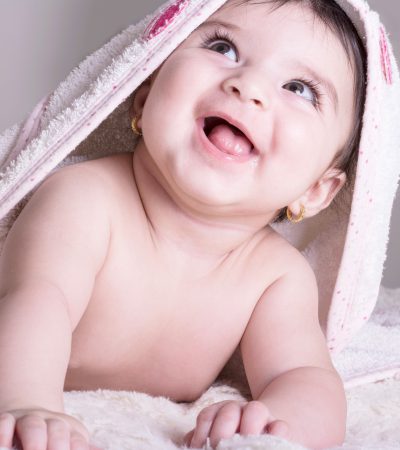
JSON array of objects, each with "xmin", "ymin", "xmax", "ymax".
[{"xmin": 231, "ymin": 0, "xmax": 367, "ymax": 222}]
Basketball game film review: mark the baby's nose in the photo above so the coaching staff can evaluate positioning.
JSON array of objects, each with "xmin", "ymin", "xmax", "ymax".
[{"xmin": 222, "ymin": 73, "xmax": 268, "ymax": 109}]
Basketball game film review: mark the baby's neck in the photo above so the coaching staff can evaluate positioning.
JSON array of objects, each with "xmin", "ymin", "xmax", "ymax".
[{"xmin": 131, "ymin": 147, "xmax": 274, "ymax": 265}]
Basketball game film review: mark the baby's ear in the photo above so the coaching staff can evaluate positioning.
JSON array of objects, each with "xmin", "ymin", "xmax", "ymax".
[
  {"xmin": 293, "ymin": 168, "xmax": 347, "ymax": 218},
  {"xmin": 129, "ymin": 75, "xmax": 154, "ymax": 121}
]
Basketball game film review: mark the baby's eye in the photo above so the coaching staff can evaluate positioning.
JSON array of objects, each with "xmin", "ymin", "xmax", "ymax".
[
  {"xmin": 283, "ymin": 81, "xmax": 314, "ymax": 101},
  {"xmin": 201, "ymin": 29, "xmax": 239, "ymax": 62},
  {"xmin": 209, "ymin": 40, "xmax": 237, "ymax": 61},
  {"xmin": 283, "ymin": 80, "xmax": 320, "ymax": 106}
]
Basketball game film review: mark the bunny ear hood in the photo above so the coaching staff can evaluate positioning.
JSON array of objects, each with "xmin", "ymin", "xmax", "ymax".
[{"xmin": 0, "ymin": 0, "xmax": 399, "ymax": 383}]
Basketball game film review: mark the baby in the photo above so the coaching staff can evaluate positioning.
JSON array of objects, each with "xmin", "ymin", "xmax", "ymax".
[{"xmin": 0, "ymin": 0, "xmax": 367, "ymax": 449}]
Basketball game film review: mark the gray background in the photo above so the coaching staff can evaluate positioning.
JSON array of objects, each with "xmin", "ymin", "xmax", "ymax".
[{"xmin": 0, "ymin": 0, "xmax": 399, "ymax": 287}]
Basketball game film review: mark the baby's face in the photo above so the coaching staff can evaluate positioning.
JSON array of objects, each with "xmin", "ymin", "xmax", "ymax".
[{"xmin": 137, "ymin": 0, "xmax": 355, "ymax": 220}]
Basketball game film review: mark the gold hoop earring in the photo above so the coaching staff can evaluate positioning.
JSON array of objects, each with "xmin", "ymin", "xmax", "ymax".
[
  {"xmin": 131, "ymin": 115, "xmax": 142, "ymax": 136},
  {"xmin": 286, "ymin": 205, "xmax": 305, "ymax": 223}
]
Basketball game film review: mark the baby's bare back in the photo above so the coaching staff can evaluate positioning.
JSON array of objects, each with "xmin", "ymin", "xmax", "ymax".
[{"xmin": 0, "ymin": 153, "xmax": 284, "ymax": 406}]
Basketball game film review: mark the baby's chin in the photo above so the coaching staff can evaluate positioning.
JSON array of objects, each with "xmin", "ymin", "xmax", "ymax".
[
  {"xmin": 138, "ymin": 135, "xmax": 263, "ymax": 215},
  {"xmin": 162, "ymin": 157, "xmax": 239, "ymax": 197}
]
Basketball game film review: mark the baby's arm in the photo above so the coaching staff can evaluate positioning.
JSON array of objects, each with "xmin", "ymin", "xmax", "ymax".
[
  {"xmin": 0, "ymin": 167, "xmax": 110, "ymax": 449},
  {"xmin": 187, "ymin": 252, "xmax": 346, "ymax": 449}
]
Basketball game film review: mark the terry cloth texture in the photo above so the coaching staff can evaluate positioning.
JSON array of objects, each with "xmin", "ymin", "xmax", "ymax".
[
  {"xmin": 0, "ymin": 0, "xmax": 399, "ymax": 386},
  {"xmin": 38, "ymin": 289, "xmax": 400, "ymax": 449}
]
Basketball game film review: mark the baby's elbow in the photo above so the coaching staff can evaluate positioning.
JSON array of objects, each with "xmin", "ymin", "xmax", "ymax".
[
  {"xmin": 317, "ymin": 433, "xmax": 346, "ymax": 450},
  {"xmin": 331, "ymin": 419, "xmax": 347, "ymax": 447},
  {"xmin": 319, "ymin": 374, "xmax": 347, "ymax": 448},
  {"xmin": 310, "ymin": 417, "xmax": 346, "ymax": 450},
  {"xmin": 301, "ymin": 390, "xmax": 347, "ymax": 449}
]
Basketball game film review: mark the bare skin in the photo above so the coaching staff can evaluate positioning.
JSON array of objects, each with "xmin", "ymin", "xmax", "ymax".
[
  {"xmin": 64, "ymin": 154, "xmax": 276, "ymax": 399},
  {"xmin": 0, "ymin": 1, "xmax": 355, "ymax": 448},
  {"xmin": 0, "ymin": 153, "xmax": 345, "ymax": 450}
]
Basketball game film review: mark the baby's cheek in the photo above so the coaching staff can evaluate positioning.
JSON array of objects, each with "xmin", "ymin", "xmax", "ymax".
[
  {"xmin": 155, "ymin": 50, "xmax": 217, "ymax": 103},
  {"xmin": 283, "ymin": 119, "xmax": 327, "ymax": 169},
  {"xmin": 153, "ymin": 55, "xmax": 193, "ymax": 95}
]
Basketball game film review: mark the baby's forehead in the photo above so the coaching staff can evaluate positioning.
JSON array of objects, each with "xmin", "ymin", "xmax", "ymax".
[
  {"xmin": 209, "ymin": 0, "xmax": 356, "ymax": 68},
  {"xmin": 211, "ymin": 1, "xmax": 319, "ymax": 36},
  {"xmin": 208, "ymin": 1, "xmax": 349, "ymax": 55}
]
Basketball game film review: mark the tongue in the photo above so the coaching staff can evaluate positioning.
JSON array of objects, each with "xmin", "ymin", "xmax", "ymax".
[{"xmin": 207, "ymin": 124, "xmax": 253, "ymax": 156}]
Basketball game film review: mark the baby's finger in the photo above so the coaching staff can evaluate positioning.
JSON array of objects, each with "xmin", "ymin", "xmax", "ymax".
[
  {"xmin": 15, "ymin": 414, "xmax": 47, "ymax": 450},
  {"xmin": 239, "ymin": 401, "xmax": 272, "ymax": 435},
  {"xmin": 71, "ymin": 430, "xmax": 91, "ymax": 450},
  {"xmin": 267, "ymin": 419, "xmax": 291, "ymax": 439},
  {"xmin": 47, "ymin": 418, "xmax": 70, "ymax": 450},
  {"xmin": 183, "ymin": 429, "xmax": 195, "ymax": 446},
  {"xmin": 190, "ymin": 402, "xmax": 229, "ymax": 448},
  {"xmin": 0, "ymin": 412, "xmax": 16, "ymax": 448},
  {"xmin": 208, "ymin": 402, "xmax": 242, "ymax": 448}
]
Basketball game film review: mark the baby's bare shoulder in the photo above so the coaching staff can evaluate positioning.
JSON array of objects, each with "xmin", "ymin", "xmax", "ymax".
[
  {"xmin": 0, "ymin": 154, "xmax": 133, "ymax": 323},
  {"xmin": 52, "ymin": 152, "xmax": 133, "ymax": 191},
  {"xmin": 257, "ymin": 226, "xmax": 313, "ymax": 281},
  {"xmin": 254, "ymin": 229, "xmax": 319, "ymax": 334},
  {"xmin": 31, "ymin": 153, "xmax": 135, "ymax": 215}
]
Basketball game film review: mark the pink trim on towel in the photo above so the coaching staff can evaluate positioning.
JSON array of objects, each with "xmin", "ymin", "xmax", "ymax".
[
  {"xmin": 3, "ymin": 93, "xmax": 52, "ymax": 168},
  {"xmin": 380, "ymin": 26, "xmax": 393, "ymax": 85},
  {"xmin": 343, "ymin": 367, "xmax": 400, "ymax": 389},
  {"xmin": 144, "ymin": 0, "xmax": 189, "ymax": 40}
]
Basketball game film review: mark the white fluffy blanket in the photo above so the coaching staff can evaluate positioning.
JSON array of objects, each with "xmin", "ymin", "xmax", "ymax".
[
  {"xmin": 60, "ymin": 287, "xmax": 400, "ymax": 450},
  {"xmin": 64, "ymin": 377, "xmax": 400, "ymax": 450}
]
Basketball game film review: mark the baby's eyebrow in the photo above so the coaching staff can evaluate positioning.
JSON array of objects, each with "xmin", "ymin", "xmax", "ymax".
[{"xmin": 197, "ymin": 19, "xmax": 241, "ymax": 32}]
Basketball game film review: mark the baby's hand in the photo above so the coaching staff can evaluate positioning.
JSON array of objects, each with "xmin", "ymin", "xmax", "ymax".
[
  {"xmin": 0, "ymin": 408, "xmax": 101, "ymax": 450},
  {"xmin": 184, "ymin": 400, "xmax": 291, "ymax": 449}
]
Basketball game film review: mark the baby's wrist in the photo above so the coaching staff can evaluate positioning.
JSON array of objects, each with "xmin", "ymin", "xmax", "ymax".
[{"xmin": 0, "ymin": 403, "xmax": 64, "ymax": 416}]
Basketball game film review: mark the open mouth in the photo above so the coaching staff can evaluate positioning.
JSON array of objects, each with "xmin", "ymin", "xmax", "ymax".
[
  {"xmin": 203, "ymin": 117, "xmax": 254, "ymax": 149},
  {"xmin": 202, "ymin": 116, "xmax": 255, "ymax": 158}
]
